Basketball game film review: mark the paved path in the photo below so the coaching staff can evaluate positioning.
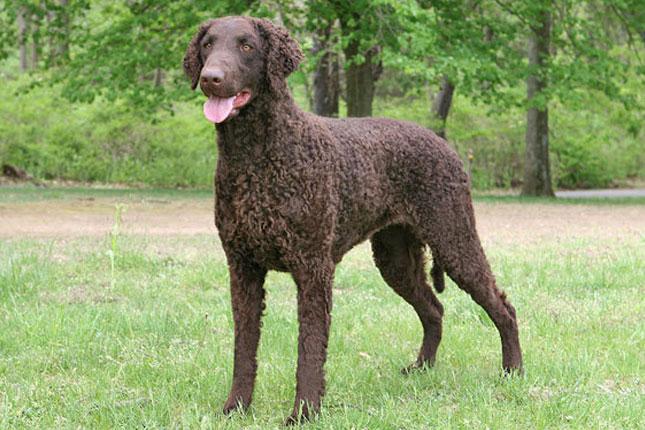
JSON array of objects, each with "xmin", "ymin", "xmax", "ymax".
[{"xmin": 556, "ymin": 189, "xmax": 645, "ymax": 198}]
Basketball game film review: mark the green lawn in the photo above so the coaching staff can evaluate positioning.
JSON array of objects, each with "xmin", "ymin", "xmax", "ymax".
[
  {"xmin": 0, "ymin": 185, "xmax": 213, "ymax": 203},
  {"xmin": 0, "ymin": 188, "xmax": 643, "ymax": 429}
]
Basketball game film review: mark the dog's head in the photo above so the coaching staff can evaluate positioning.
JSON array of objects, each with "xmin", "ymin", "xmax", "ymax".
[{"xmin": 183, "ymin": 16, "xmax": 303, "ymax": 123}]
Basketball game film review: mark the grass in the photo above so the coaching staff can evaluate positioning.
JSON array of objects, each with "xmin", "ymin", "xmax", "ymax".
[
  {"xmin": 0, "ymin": 185, "xmax": 212, "ymax": 203},
  {"xmin": 0, "ymin": 188, "xmax": 643, "ymax": 429},
  {"xmin": 471, "ymin": 194, "xmax": 645, "ymax": 206},
  {"xmin": 2, "ymin": 184, "xmax": 644, "ymax": 206}
]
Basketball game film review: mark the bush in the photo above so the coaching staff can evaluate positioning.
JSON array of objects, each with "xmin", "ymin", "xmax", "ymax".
[
  {"xmin": 0, "ymin": 76, "xmax": 216, "ymax": 187},
  {"xmin": 1, "ymin": 73, "xmax": 643, "ymax": 190},
  {"xmin": 551, "ymin": 136, "xmax": 611, "ymax": 189},
  {"xmin": 551, "ymin": 94, "xmax": 645, "ymax": 189}
]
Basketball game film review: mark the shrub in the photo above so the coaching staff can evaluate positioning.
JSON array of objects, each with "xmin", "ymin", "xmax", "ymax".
[
  {"xmin": 1, "ymin": 74, "xmax": 642, "ymax": 190},
  {"xmin": 0, "ymin": 77, "xmax": 215, "ymax": 188}
]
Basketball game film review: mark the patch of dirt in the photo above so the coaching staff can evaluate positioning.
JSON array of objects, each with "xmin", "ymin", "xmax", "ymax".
[
  {"xmin": 475, "ymin": 203, "xmax": 645, "ymax": 246},
  {"xmin": 0, "ymin": 198, "xmax": 216, "ymax": 238},
  {"xmin": 0, "ymin": 196, "xmax": 643, "ymax": 245}
]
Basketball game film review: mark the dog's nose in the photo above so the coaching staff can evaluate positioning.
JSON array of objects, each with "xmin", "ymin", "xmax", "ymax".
[{"xmin": 201, "ymin": 68, "xmax": 225, "ymax": 86}]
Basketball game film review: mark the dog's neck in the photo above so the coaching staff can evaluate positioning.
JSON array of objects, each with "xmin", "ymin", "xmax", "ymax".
[{"xmin": 215, "ymin": 88, "xmax": 304, "ymax": 163}]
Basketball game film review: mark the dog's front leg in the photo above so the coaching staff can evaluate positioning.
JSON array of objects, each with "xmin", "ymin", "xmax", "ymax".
[
  {"xmin": 285, "ymin": 257, "xmax": 334, "ymax": 425},
  {"xmin": 222, "ymin": 259, "xmax": 267, "ymax": 415}
]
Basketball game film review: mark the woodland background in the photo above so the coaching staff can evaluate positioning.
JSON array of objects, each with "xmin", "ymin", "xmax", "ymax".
[{"xmin": 0, "ymin": 0, "xmax": 643, "ymax": 195}]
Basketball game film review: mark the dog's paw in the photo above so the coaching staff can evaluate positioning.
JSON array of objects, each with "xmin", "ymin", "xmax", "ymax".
[
  {"xmin": 500, "ymin": 364, "xmax": 524, "ymax": 378},
  {"xmin": 283, "ymin": 411, "xmax": 310, "ymax": 427},
  {"xmin": 400, "ymin": 358, "xmax": 434, "ymax": 375},
  {"xmin": 283, "ymin": 400, "xmax": 316, "ymax": 426},
  {"xmin": 222, "ymin": 397, "xmax": 249, "ymax": 416}
]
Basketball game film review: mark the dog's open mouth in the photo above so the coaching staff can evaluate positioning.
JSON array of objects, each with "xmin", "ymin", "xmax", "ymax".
[{"xmin": 203, "ymin": 90, "xmax": 252, "ymax": 124}]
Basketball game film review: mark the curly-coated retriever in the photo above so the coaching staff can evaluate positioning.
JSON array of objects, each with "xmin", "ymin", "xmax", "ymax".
[{"xmin": 183, "ymin": 16, "xmax": 522, "ymax": 424}]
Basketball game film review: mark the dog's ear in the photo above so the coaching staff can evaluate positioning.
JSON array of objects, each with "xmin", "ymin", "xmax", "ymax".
[
  {"xmin": 183, "ymin": 20, "xmax": 214, "ymax": 90},
  {"xmin": 252, "ymin": 18, "xmax": 303, "ymax": 93}
]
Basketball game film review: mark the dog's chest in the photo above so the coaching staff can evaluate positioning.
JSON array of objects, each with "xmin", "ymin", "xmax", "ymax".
[{"xmin": 215, "ymin": 163, "xmax": 320, "ymax": 268}]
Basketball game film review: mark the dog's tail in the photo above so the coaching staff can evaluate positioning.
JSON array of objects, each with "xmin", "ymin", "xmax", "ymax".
[{"xmin": 430, "ymin": 261, "xmax": 445, "ymax": 293}]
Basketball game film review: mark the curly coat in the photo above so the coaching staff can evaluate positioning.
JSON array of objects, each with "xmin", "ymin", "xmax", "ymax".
[{"xmin": 184, "ymin": 16, "xmax": 522, "ymax": 424}]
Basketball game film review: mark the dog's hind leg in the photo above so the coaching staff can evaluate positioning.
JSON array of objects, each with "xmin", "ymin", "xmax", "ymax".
[
  {"xmin": 371, "ymin": 224, "xmax": 444, "ymax": 373},
  {"xmin": 417, "ymin": 190, "xmax": 523, "ymax": 374},
  {"xmin": 223, "ymin": 258, "xmax": 267, "ymax": 415}
]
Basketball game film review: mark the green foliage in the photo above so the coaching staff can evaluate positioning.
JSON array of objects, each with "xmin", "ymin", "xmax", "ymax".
[
  {"xmin": 1, "ymin": 0, "xmax": 259, "ymax": 113},
  {"xmin": 0, "ymin": 76, "xmax": 216, "ymax": 187},
  {"xmin": 552, "ymin": 137, "xmax": 611, "ymax": 189},
  {"xmin": 372, "ymin": 75, "xmax": 644, "ymax": 190},
  {"xmin": 372, "ymin": 90, "xmax": 525, "ymax": 189},
  {"xmin": 0, "ymin": 0, "xmax": 643, "ymax": 190},
  {"xmin": 1, "ymin": 67, "xmax": 643, "ymax": 190},
  {"xmin": 550, "ymin": 93, "xmax": 645, "ymax": 189}
]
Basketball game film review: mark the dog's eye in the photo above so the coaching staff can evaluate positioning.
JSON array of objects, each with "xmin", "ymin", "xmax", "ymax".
[
  {"xmin": 203, "ymin": 42, "xmax": 212, "ymax": 49},
  {"xmin": 242, "ymin": 44, "xmax": 253, "ymax": 52}
]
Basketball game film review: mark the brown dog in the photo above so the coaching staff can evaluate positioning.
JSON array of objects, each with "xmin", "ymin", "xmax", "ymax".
[{"xmin": 183, "ymin": 16, "xmax": 522, "ymax": 424}]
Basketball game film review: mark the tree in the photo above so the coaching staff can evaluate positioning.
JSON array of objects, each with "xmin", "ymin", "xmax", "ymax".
[
  {"xmin": 299, "ymin": 0, "xmax": 389, "ymax": 118},
  {"xmin": 4, "ymin": 0, "xmax": 79, "ymax": 71},
  {"xmin": 331, "ymin": 0, "xmax": 383, "ymax": 117},
  {"xmin": 303, "ymin": 2, "xmax": 341, "ymax": 117},
  {"xmin": 0, "ymin": 0, "xmax": 258, "ymax": 111},
  {"xmin": 523, "ymin": 4, "xmax": 554, "ymax": 196},
  {"xmin": 342, "ymin": 38, "xmax": 382, "ymax": 117},
  {"xmin": 17, "ymin": 6, "xmax": 28, "ymax": 72},
  {"xmin": 2, "ymin": 0, "xmax": 640, "ymax": 192},
  {"xmin": 431, "ymin": 75, "xmax": 455, "ymax": 139},
  {"xmin": 429, "ymin": 1, "xmax": 499, "ymax": 139},
  {"xmin": 606, "ymin": 0, "xmax": 645, "ymax": 44},
  {"xmin": 312, "ymin": 22, "xmax": 340, "ymax": 117},
  {"xmin": 48, "ymin": 0, "xmax": 70, "ymax": 64},
  {"xmin": 491, "ymin": 0, "xmax": 642, "ymax": 195},
  {"xmin": 377, "ymin": 0, "xmax": 515, "ymax": 139}
]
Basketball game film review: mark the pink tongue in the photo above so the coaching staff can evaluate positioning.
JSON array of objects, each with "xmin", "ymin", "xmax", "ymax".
[{"xmin": 203, "ymin": 96, "xmax": 236, "ymax": 123}]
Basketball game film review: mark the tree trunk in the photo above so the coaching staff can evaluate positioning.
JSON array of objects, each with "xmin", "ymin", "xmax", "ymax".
[
  {"xmin": 18, "ymin": 8, "xmax": 28, "ymax": 72},
  {"xmin": 57, "ymin": 0, "xmax": 70, "ymax": 58},
  {"xmin": 153, "ymin": 67, "xmax": 163, "ymax": 88},
  {"xmin": 334, "ymin": 3, "xmax": 381, "ymax": 118},
  {"xmin": 343, "ymin": 39, "xmax": 378, "ymax": 117},
  {"xmin": 31, "ymin": 13, "xmax": 40, "ymax": 68},
  {"xmin": 431, "ymin": 75, "xmax": 455, "ymax": 139},
  {"xmin": 51, "ymin": 0, "xmax": 70, "ymax": 64},
  {"xmin": 312, "ymin": 23, "xmax": 339, "ymax": 117},
  {"xmin": 47, "ymin": 8, "xmax": 54, "ymax": 54},
  {"xmin": 522, "ymin": 9, "xmax": 554, "ymax": 197},
  {"xmin": 47, "ymin": 0, "xmax": 70, "ymax": 65}
]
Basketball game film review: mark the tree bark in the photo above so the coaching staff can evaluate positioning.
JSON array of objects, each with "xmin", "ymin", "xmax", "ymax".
[
  {"xmin": 312, "ymin": 23, "xmax": 339, "ymax": 117},
  {"xmin": 522, "ymin": 9, "xmax": 554, "ymax": 197},
  {"xmin": 53, "ymin": 0, "xmax": 70, "ymax": 63},
  {"xmin": 47, "ymin": 8, "xmax": 54, "ymax": 54},
  {"xmin": 60, "ymin": 0, "xmax": 70, "ymax": 55},
  {"xmin": 18, "ymin": 8, "xmax": 28, "ymax": 72},
  {"xmin": 333, "ymin": 2, "xmax": 382, "ymax": 117},
  {"xmin": 153, "ymin": 67, "xmax": 163, "ymax": 88},
  {"xmin": 30, "ymin": 13, "xmax": 40, "ymax": 68},
  {"xmin": 431, "ymin": 75, "xmax": 455, "ymax": 139},
  {"xmin": 343, "ymin": 39, "xmax": 379, "ymax": 117},
  {"xmin": 47, "ymin": 0, "xmax": 70, "ymax": 65}
]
